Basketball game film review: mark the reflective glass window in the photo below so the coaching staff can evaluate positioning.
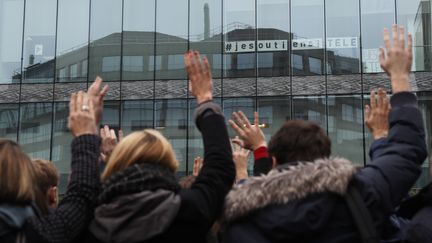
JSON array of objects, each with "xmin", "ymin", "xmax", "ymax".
[
  {"xmin": 189, "ymin": 0, "xmax": 223, "ymax": 78},
  {"xmin": 22, "ymin": 0, "xmax": 57, "ymax": 83},
  {"xmin": 56, "ymin": 0, "xmax": 89, "ymax": 82},
  {"xmin": 0, "ymin": 104, "xmax": 19, "ymax": 141},
  {"xmin": 361, "ymin": 0, "xmax": 395, "ymax": 73},
  {"xmin": 397, "ymin": 0, "xmax": 432, "ymax": 71},
  {"xmin": 155, "ymin": 0, "xmax": 188, "ymax": 80},
  {"xmin": 123, "ymin": 0, "xmax": 155, "ymax": 80},
  {"xmin": 18, "ymin": 103, "xmax": 53, "ymax": 159},
  {"xmin": 89, "ymin": 0, "xmax": 122, "ymax": 81},
  {"xmin": 223, "ymin": 0, "xmax": 256, "ymax": 78},
  {"xmin": 257, "ymin": 0, "xmax": 290, "ymax": 77},
  {"xmin": 0, "ymin": 0, "xmax": 24, "ymax": 84},
  {"xmin": 122, "ymin": 100, "xmax": 154, "ymax": 135},
  {"xmin": 257, "ymin": 97, "xmax": 291, "ymax": 144}
]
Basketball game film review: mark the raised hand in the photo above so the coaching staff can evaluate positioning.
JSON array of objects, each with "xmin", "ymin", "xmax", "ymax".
[
  {"xmin": 365, "ymin": 88, "xmax": 390, "ymax": 140},
  {"xmin": 232, "ymin": 141, "xmax": 250, "ymax": 182},
  {"xmin": 87, "ymin": 76, "xmax": 109, "ymax": 125},
  {"xmin": 192, "ymin": 156, "xmax": 203, "ymax": 176},
  {"xmin": 380, "ymin": 24, "xmax": 412, "ymax": 93},
  {"xmin": 68, "ymin": 91, "xmax": 98, "ymax": 137},
  {"xmin": 184, "ymin": 50, "xmax": 213, "ymax": 104},
  {"xmin": 100, "ymin": 125, "xmax": 122, "ymax": 163},
  {"xmin": 229, "ymin": 111, "xmax": 267, "ymax": 151}
]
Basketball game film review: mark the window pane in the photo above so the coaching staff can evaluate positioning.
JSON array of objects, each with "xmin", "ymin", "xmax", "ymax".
[
  {"xmin": 223, "ymin": 98, "xmax": 255, "ymax": 137},
  {"xmin": 397, "ymin": 0, "xmax": 432, "ymax": 71},
  {"xmin": 89, "ymin": 0, "xmax": 122, "ymax": 81},
  {"xmin": 101, "ymin": 101, "xmax": 120, "ymax": 131},
  {"xmin": 416, "ymin": 92, "xmax": 432, "ymax": 188},
  {"xmin": 326, "ymin": 0, "xmax": 361, "ymax": 75},
  {"xmin": 223, "ymin": 0, "xmax": 256, "ymax": 78},
  {"xmin": 122, "ymin": 100, "xmax": 154, "ymax": 135},
  {"xmin": 257, "ymin": 96, "xmax": 291, "ymax": 144},
  {"xmin": 0, "ymin": 0, "xmax": 24, "ymax": 84},
  {"xmin": 327, "ymin": 95, "xmax": 364, "ymax": 165},
  {"xmin": 291, "ymin": 0, "xmax": 325, "ymax": 94},
  {"xmin": 189, "ymin": 0, "xmax": 223, "ymax": 79},
  {"xmin": 123, "ymin": 0, "xmax": 155, "ymax": 80},
  {"xmin": 155, "ymin": 100, "xmax": 187, "ymax": 176},
  {"xmin": 19, "ymin": 103, "xmax": 53, "ymax": 160},
  {"xmin": 22, "ymin": 0, "xmax": 57, "ymax": 83},
  {"xmin": 0, "ymin": 103, "xmax": 19, "ymax": 141},
  {"xmin": 56, "ymin": 0, "xmax": 89, "ymax": 82},
  {"xmin": 361, "ymin": 0, "xmax": 395, "ymax": 73},
  {"xmin": 292, "ymin": 96, "xmax": 326, "ymax": 128},
  {"xmin": 51, "ymin": 102, "xmax": 71, "ymax": 194},
  {"xmin": 155, "ymin": 0, "xmax": 188, "ymax": 80},
  {"xmin": 257, "ymin": 0, "xmax": 290, "ymax": 77}
]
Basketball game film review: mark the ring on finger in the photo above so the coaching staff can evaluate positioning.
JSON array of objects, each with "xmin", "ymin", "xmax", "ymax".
[{"xmin": 81, "ymin": 104, "xmax": 90, "ymax": 112}]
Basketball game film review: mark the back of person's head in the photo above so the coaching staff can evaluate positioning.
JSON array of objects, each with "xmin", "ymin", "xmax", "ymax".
[
  {"xmin": 101, "ymin": 129, "xmax": 179, "ymax": 181},
  {"xmin": 0, "ymin": 140, "xmax": 35, "ymax": 204},
  {"xmin": 268, "ymin": 120, "xmax": 331, "ymax": 165},
  {"xmin": 32, "ymin": 159, "xmax": 59, "ymax": 214},
  {"xmin": 179, "ymin": 175, "xmax": 197, "ymax": 189}
]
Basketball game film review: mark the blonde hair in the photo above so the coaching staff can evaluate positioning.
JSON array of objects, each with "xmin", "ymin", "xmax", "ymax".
[
  {"xmin": 101, "ymin": 129, "xmax": 179, "ymax": 181},
  {"xmin": 0, "ymin": 140, "xmax": 35, "ymax": 204}
]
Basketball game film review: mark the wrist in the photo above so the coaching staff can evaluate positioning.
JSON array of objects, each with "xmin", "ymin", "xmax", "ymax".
[
  {"xmin": 391, "ymin": 75, "xmax": 411, "ymax": 93},
  {"xmin": 196, "ymin": 93, "xmax": 213, "ymax": 104},
  {"xmin": 252, "ymin": 141, "xmax": 267, "ymax": 151},
  {"xmin": 236, "ymin": 171, "xmax": 248, "ymax": 181},
  {"xmin": 373, "ymin": 130, "xmax": 388, "ymax": 140}
]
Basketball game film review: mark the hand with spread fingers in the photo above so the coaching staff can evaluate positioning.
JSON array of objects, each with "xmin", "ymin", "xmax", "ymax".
[
  {"xmin": 232, "ymin": 141, "xmax": 250, "ymax": 182},
  {"xmin": 365, "ymin": 88, "xmax": 390, "ymax": 140},
  {"xmin": 87, "ymin": 76, "xmax": 109, "ymax": 125},
  {"xmin": 100, "ymin": 125, "xmax": 123, "ymax": 163},
  {"xmin": 380, "ymin": 24, "xmax": 412, "ymax": 93},
  {"xmin": 68, "ymin": 91, "xmax": 98, "ymax": 137},
  {"xmin": 229, "ymin": 111, "xmax": 267, "ymax": 151},
  {"xmin": 184, "ymin": 50, "xmax": 213, "ymax": 104},
  {"xmin": 192, "ymin": 156, "xmax": 203, "ymax": 176}
]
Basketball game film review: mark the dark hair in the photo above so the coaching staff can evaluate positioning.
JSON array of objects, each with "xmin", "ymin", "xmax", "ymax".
[{"xmin": 268, "ymin": 120, "xmax": 331, "ymax": 165}]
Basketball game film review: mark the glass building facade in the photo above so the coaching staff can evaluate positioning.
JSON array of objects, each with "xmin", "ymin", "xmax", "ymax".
[{"xmin": 0, "ymin": 0, "xmax": 431, "ymax": 193}]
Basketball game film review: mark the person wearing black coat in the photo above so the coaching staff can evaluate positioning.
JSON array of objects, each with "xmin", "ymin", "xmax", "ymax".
[
  {"xmin": 82, "ymin": 50, "xmax": 236, "ymax": 243},
  {"xmin": 0, "ymin": 88, "xmax": 104, "ymax": 243},
  {"xmin": 222, "ymin": 25, "xmax": 428, "ymax": 243}
]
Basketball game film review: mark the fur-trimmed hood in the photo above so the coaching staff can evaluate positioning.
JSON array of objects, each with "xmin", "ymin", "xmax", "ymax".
[{"xmin": 224, "ymin": 157, "xmax": 358, "ymax": 222}]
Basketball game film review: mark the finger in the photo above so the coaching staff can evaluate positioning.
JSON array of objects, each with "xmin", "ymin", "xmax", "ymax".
[
  {"xmin": 377, "ymin": 88, "xmax": 383, "ymax": 108},
  {"xmin": 69, "ymin": 92, "xmax": 77, "ymax": 113},
  {"xmin": 77, "ymin": 91, "xmax": 84, "ymax": 110},
  {"xmin": 399, "ymin": 26, "xmax": 405, "ymax": 49},
  {"xmin": 238, "ymin": 111, "xmax": 252, "ymax": 128},
  {"xmin": 104, "ymin": 125, "xmax": 110, "ymax": 138},
  {"xmin": 100, "ymin": 127, "xmax": 106, "ymax": 138},
  {"xmin": 392, "ymin": 24, "xmax": 399, "ymax": 48},
  {"xmin": 89, "ymin": 76, "xmax": 102, "ymax": 93},
  {"xmin": 229, "ymin": 119, "xmax": 245, "ymax": 137},
  {"xmin": 110, "ymin": 129, "xmax": 117, "ymax": 140},
  {"xmin": 379, "ymin": 47, "xmax": 385, "ymax": 66},
  {"xmin": 83, "ymin": 92, "xmax": 90, "ymax": 107},
  {"xmin": 364, "ymin": 105, "xmax": 371, "ymax": 120},
  {"xmin": 383, "ymin": 28, "xmax": 391, "ymax": 50},
  {"xmin": 192, "ymin": 51, "xmax": 203, "ymax": 76},
  {"xmin": 382, "ymin": 90, "xmax": 390, "ymax": 112},
  {"xmin": 370, "ymin": 90, "xmax": 376, "ymax": 109},
  {"xmin": 88, "ymin": 97, "xmax": 95, "ymax": 115},
  {"xmin": 232, "ymin": 112, "xmax": 244, "ymax": 129},
  {"xmin": 407, "ymin": 33, "xmax": 413, "ymax": 58},
  {"xmin": 100, "ymin": 85, "xmax": 109, "ymax": 99},
  {"xmin": 254, "ymin": 111, "xmax": 259, "ymax": 128},
  {"xmin": 118, "ymin": 129, "xmax": 124, "ymax": 141},
  {"xmin": 203, "ymin": 57, "xmax": 212, "ymax": 79},
  {"xmin": 184, "ymin": 51, "xmax": 193, "ymax": 74}
]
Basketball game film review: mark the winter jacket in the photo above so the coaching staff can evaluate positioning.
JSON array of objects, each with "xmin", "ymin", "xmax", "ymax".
[
  {"xmin": 222, "ymin": 92, "xmax": 427, "ymax": 243},
  {"xmin": 0, "ymin": 135, "xmax": 101, "ymax": 243},
  {"xmin": 84, "ymin": 101, "xmax": 236, "ymax": 243}
]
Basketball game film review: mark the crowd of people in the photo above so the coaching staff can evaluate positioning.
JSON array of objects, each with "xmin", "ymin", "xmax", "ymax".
[{"xmin": 0, "ymin": 24, "xmax": 431, "ymax": 243}]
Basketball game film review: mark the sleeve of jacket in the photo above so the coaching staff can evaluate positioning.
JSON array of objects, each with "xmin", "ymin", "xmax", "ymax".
[
  {"xmin": 28, "ymin": 135, "xmax": 101, "ymax": 243},
  {"xmin": 179, "ymin": 101, "xmax": 235, "ymax": 229},
  {"xmin": 355, "ymin": 92, "xmax": 427, "ymax": 218},
  {"xmin": 368, "ymin": 137, "xmax": 387, "ymax": 161},
  {"xmin": 253, "ymin": 146, "xmax": 272, "ymax": 176}
]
